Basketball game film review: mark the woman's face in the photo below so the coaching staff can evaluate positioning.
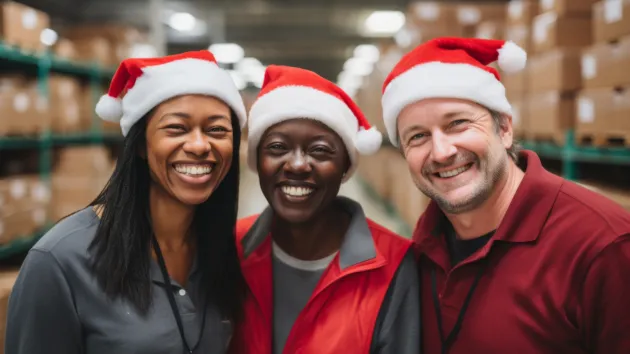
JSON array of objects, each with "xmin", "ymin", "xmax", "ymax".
[
  {"xmin": 144, "ymin": 94, "xmax": 234, "ymax": 206},
  {"xmin": 257, "ymin": 119, "xmax": 349, "ymax": 224}
]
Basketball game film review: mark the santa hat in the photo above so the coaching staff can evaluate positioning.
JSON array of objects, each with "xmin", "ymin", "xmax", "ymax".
[
  {"xmin": 247, "ymin": 65, "xmax": 382, "ymax": 181},
  {"xmin": 381, "ymin": 37, "xmax": 527, "ymax": 146},
  {"xmin": 95, "ymin": 50, "xmax": 247, "ymax": 136}
]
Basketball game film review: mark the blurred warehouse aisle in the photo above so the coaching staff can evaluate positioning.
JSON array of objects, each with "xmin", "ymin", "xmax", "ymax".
[{"xmin": 238, "ymin": 163, "xmax": 411, "ymax": 237}]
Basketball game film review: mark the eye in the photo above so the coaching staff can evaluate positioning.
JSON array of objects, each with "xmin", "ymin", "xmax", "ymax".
[
  {"xmin": 311, "ymin": 145, "xmax": 332, "ymax": 154},
  {"xmin": 266, "ymin": 142, "xmax": 286, "ymax": 151},
  {"xmin": 408, "ymin": 132, "xmax": 426, "ymax": 143},
  {"xmin": 165, "ymin": 124, "xmax": 186, "ymax": 133},
  {"xmin": 450, "ymin": 119, "xmax": 469, "ymax": 127},
  {"xmin": 207, "ymin": 126, "xmax": 229, "ymax": 133}
]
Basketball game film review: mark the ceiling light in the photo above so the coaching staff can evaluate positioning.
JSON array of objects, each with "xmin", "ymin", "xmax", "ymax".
[
  {"xmin": 343, "ymin": 57, "xmax": 374, "ymax": 77},
  {"xmin": 363, "ymin": 11, "xmax": 406, "ymax": 36},
  {"xmin": 209, "ymin": 43, "xmax": 245, "ymax": 64},
  {"xmin": 353, "ymin": 44, "xmax": 380, "ymax": 63},
  {"xmin": 40, "ymin": 28, "xmax": 57, "ymax": 46},
  {"xmin": 168, "ymin": 12, "xmax": 197, "ymax": 32}
]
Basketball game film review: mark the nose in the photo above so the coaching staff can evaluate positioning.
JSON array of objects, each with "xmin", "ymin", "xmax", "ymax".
[
  {"xmin": 429, "ymin": 130, "xmax": 457, "ymax": 163},
  {"xmin": 283, "ymin": 148, "xmax": 311, "ymax": 176},
  {"xmin": 182, "ymin": 130, "xmax": 211, "ymax": 157}
]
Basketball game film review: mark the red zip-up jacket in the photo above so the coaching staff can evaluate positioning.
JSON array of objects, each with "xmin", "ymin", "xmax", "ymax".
[{"xmin": 229, "ymin": 198, "xmax": 420, "ymax": 354}]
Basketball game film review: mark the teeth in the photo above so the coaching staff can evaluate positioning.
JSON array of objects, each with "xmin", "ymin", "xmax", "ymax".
[
  {"xmin": 281, "ymin": 186, "xmax": 314, "ymax": 197},
  {"xmin": 438, "ymin": 165, "xmax": 470, "ymax": 178},
  {"xmin": 174, "ymin": 164, "xmax": 212, "ymax": 176}
]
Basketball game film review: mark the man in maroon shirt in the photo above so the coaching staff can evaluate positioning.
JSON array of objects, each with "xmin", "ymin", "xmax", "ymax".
[{"xmin": 379, "ymin": 37, "xmax": 630, "ymax": 353}]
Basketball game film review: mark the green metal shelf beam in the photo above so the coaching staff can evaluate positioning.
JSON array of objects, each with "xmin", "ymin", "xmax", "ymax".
[
  {"xmin": 0, "ymin": 133, "xmax": 123, "ymax": 150},
  {"xmin": 0, "ymin": 42, "xmax": 115, "ymax": 79}
]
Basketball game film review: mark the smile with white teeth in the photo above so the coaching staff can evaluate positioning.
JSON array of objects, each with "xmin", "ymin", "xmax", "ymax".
[
  {"xmin": 281, "ymin": 186, "xmax": 314, "ymax": 197},
  {"xmin": 437, "ymin": 164, "xmax": 472, "ymax": 178},
  {"xmin": 174, "ymin": 164, "xmax": 213, "ymax": 176}
]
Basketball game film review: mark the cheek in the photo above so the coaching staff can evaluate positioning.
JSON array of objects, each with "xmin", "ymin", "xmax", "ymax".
[
  {"xmin": 404, "ymin": 148, "xmax": 428, "ymax": 176},
  {"xmin": 214, "ymin": 139, "xmax": 234, "ymax": 171}
]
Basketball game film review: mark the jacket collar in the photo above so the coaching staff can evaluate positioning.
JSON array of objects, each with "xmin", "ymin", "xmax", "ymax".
[
  {"xmin": 241, "ymin": 196, "xmax": 377, "ymax": 270},
  {"xmin": 414, "ymin": 150, "xmax": 564, "ymax": 254}
]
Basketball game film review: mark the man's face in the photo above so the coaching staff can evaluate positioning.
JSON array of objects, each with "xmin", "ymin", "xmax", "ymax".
[{"xmin": 396, "ymin": 98, "xmax": 514, "ymax": 214}]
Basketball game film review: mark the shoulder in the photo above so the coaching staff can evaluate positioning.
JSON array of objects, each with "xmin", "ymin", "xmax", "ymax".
[
  {"xmin": 545, "ymin": 180, "xmax": 630, "ymax": 255},
  {"xmin": 366, "ymin": 218, "xmax": 413, "ymax": 263},
  {"xmin": 236, "ymin": 214, "xmax": 261, "ymax": 241},
  {"xmin": 31, "ymin": 207, "xmax": 99, "ymax": 268},
  {"xmin": 554, "ymin": 181, "xmax": 630, "ymax": 236}
]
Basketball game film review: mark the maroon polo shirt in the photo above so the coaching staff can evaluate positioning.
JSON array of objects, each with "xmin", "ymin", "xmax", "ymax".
[{"xmin": 413, "ymin": 150, "xmax": 630, "ymax": 354}]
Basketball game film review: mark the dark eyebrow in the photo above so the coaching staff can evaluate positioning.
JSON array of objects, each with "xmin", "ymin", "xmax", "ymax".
[{"xmin": 159, "ymin": 112, "xmax": 230, "ymax": 122}]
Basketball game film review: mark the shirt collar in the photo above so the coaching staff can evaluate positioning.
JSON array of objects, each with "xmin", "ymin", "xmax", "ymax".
[
  {"xmin": 241, "ymin": 196, "xmax": 377, "ymax": 270},
  {"xmin": 414, "ymin": 150, "xmax": 564, "ymax": 251}
]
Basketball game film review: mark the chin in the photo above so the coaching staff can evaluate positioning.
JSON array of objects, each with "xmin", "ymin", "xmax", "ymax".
[
  {"xmin": 174, "ymin": 190, "xmax": 213, "ymax": 206},
  {"xmin": 273, "ymin": 204, "xmax": 317, "ymax": 225}
]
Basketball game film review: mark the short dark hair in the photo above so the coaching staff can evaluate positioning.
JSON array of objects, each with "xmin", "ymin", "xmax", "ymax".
[
  {"xmin": 88, "ymin": 111, "xmax": 246, "ymax": 321},
  {"xmin": 488, "ymin": 108, "xmax": 521, "ymax": 163}
]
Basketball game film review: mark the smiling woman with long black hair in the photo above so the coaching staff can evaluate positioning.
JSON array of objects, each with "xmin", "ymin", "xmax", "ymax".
[
  {"xmin": 5, "ymin": 51, "xmax": 248, "ymax": 354},
  {"xmin": 230, "ymin": 65, "xmax": 421, "ymax": 354}
]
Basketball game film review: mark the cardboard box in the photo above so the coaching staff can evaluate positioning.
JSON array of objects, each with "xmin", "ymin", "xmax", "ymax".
[
  {"xmin": 538, "ymin": 0, "xmax": 598, "ymax": 16},
  {"xmin": 52, "ymin": 38, "xmax": 78, "ymax": 61},
  {"xmin": 0, "ymin": 85, "xmax": 49, "ymax": 135},
  {"xmin": 507, "ymin": 0, "xmax": 540, "ymax": 26},
  {"xmin": 0, "ymin": 2, "xmax": 50, "ymax": 51},
  {"xmin": 505, "ymin": 24, "xmax": 533, "ymax": 52},
  {"xmin": 0, "ymin": 175, "xmax": 50, "ymax": 244},
  {"xmin": 476, "ymin": 21, "xmax": 505, "ymax": 39},
  {"xmin": 408, "ymin": 2, "xmax": 459, "ymax": 30},
  {"xmin": 510, "ymin": 97, "xmax": 529, "ymax": 134},
  {"xmin": 593, "ymin": 0, "xmax": 630, "ymax": 43},
  {"xmin": 456, "ymin": 3, "xmax": 506, "ymax": 26},
  {"xmin": 526, "ymin": 91, "xmax": 576, "ymax": 137},
  {"xmin": 48, "ymin": 75, "xmax": 87, "ymax": 133},
  {"xmin": 504, "ymin": 68, "xmax": 529, "ymax": 96},
  {"xmin": 576, "ymin": 86, "xmax": 630, "ymax": 135},
  {"xmin": 0, "ymin": 270, "xmax": 20, "ymax": 348},
  {"xmin": 582, "ymin": 36, "xmax": 630, "ymax": 88},
  {"xmin": 527, "ymin": 48, "xmax": 582, "ymax": 92},
  {"xmin": 72, "ymin": 37, "xmax": 113, "ymax": 66},
  {"xmin": 532, "ymin": 12, "xmax": 592, "ymax": 52}
]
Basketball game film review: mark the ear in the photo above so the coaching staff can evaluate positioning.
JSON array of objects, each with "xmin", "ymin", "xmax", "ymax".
[{"xmin": 500, "ymin": 113, "xmax": 514, "ymax": 150}]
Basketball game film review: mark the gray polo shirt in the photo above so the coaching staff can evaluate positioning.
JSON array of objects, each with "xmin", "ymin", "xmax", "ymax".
[{"xmin": 5, "ymin": 207, "xmax": 232, "ymax": 354}]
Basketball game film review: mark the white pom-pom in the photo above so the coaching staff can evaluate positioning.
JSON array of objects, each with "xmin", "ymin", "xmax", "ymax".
[
  {"xmin": 497, "ymin": 41, "xmax": 527, "ymax": 73},
  {"xmin": 95, "ymin": 95, "xmax": 123, "ymax": 122},
  {"xmin": 355, "ymin": 127, "xmax": 383, "ymax": 155}
]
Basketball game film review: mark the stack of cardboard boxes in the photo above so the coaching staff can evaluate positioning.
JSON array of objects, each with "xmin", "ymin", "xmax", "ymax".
[
  {"xmin": 0, "ymin": 76, "xmax": 49, "ymax": 135},
  {"xmin": 50, "ymin": 146, "xmax": 115, "ymax": 222},
  {"xmin": 0, "ymin": 175, "xmax": 50, "ymax": 245},
  {"xmin": 577, "ymin": 0, "xmax": 630, "ymax": 146},
  {"xmin": 523, "ymin": 0, "xmax": 596, "ymax": 144},
  {"xmin": 0, "ymin": 1, "xmax": 50, "ymax": 52},
  {"xmin": 502, "ymin": 0, "xmax": 539, "ymax": 136}
]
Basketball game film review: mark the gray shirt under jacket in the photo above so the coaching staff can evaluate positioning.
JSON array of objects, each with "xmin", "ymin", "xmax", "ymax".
[{"xmin": 5, "ymin": 207, "xmax": 232, "ymax": 354}]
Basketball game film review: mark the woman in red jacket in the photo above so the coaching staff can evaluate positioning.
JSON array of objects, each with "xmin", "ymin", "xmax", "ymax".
[{"xmin": 230, "ymin": 65, "xmax": 420, "ymax": 354}]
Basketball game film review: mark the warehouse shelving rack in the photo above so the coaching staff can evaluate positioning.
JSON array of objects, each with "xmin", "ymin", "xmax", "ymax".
[
  {"xmin": 0, "ymin": 41, "xmax": 121, "ymax": 259},
  {"xmin": 520, "ymin": 130, "xmax": 630, "ymax": 180}
]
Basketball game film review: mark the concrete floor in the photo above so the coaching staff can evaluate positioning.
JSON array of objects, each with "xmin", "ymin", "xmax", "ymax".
[{"xmin": 237, "ymin": 165, "xmax": 410, "ymax": 237}]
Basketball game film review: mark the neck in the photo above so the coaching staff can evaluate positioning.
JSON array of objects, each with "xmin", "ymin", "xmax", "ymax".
[
  {"xmin": 272, "ymin": 201, "xmax": 349, "ymax": 261},
  {"xmin": 446, "ymin": 160, "xmax": 524, "ymax": 240},
  {"xmin": 149, "ymin": 184, "xmax": 196, "ymax": 252}
]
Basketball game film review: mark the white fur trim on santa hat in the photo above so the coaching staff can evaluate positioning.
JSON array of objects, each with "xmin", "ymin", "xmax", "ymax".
[
  {"xmin": 117, "ymin": 58, "xmax": 247, "ymax": 136},
  {"xmin": 382, "ymin": 61, "xmax": 512, "ymax": 146},
  {"xmin": 247, "ymin": 85, "xmax": 360, "ymax": 182},
  {"xmin": 497, "ymin": 41, "xmax": 527, "ymax": 73},
  {"xmin": 95, "ymin": 95, "xmax": 123, "ymax": 122}
]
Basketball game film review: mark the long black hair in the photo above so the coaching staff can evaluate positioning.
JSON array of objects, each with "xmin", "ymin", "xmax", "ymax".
[{"xmin": 88, "ymin": 111, "xmax": 245, "ymax": 321}]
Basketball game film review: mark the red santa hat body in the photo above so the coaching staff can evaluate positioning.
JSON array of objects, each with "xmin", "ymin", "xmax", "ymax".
[
  {"xmin": 95, "ymin": 50, "xmax": 247, "ymax": 136},
  {"xmin": 247, "ymin": 65, "xmax": 382, "ymax": 181},
  {"xmin": 381, "ymin": 37, "xmax": 527, "ymax": 146}
]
